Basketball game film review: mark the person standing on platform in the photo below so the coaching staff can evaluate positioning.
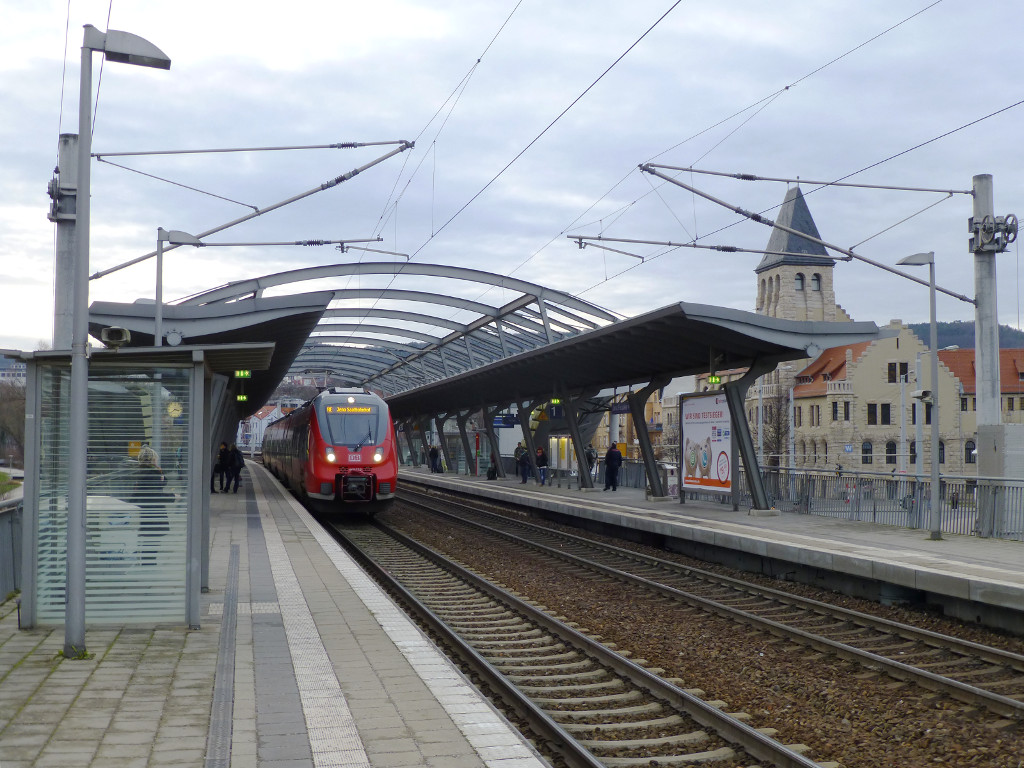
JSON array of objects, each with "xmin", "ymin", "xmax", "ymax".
[
  {"xmin": 514, "ymin": 442, "xmax": 529, "ymax": 483},
  {"xmin": 226, "ymin": 443, "xmax": 245, "ymax": 493},
  {"xmin": 212, "ymin": 441, "xmax": 229, "ymax": 493},
  {"xmin": 603, "ymin": 443, "xmax": 623, "ymax": 491},
  {"xmin": 535, "ymin": 446, "xmax": 548, "ymax": 485},
  {"xmin": 428, "ymin": 444, "xmax": 440, "ymax": 473},
  {"xmin": 585, "ymin": 444, "xmax": 598, "ymax": 479}
]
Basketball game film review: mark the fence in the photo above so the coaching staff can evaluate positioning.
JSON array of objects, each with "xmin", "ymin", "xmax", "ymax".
[
  {"xmin": 0, "ymin": 497, "xmax": 22, "ymax": 599},
  {"xmin": 683, "ymin": 466, "xmax": 1024, "ymax": 542}
]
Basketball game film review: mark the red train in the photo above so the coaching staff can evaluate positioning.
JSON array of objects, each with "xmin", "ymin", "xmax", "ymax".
[{"xmin": 262, "ymin": 388, "xmax": 398, "ymax": 514}]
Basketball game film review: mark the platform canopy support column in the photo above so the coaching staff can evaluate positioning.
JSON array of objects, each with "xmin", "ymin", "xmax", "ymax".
[
  {"xmin": 723, "ymin": 360, "xmax": 775, "ymax": 510},
  {"xmin": 626, "ymin": 378, "xmax": 670, "ymax": 498},
  {"xmin": 434, "ymin": 414, "xmax": 455, "ymax": 473},
  {"xmin": 482, "ymin": 403, "xmax": 509, "ymax": 478},
  {"xmin": 561, "ymin": 388, "xmax": 601, "ymax": 489},
  {"xmin": 455, "ymin": 410, "xmax": 476, "ymax": 475},
  {"xmin": 416, "ymin": 417, "xmax": 433, "ymax": 469},
  {"xmin": 517, "ymin": 399, "xmax": 543, "ymax": 481},
  {"xmin": 401, "ymin": 420, "xmax": 419, "ymax": 466}
]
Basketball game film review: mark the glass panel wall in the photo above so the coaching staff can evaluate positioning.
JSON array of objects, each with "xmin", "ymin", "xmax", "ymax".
[{"xmin": 35, "ymin": 363, "xmax": 191, "ymax": 624}]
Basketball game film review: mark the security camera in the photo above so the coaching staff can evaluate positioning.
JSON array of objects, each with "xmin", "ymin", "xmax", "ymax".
[
  {"xmin": 911, "ymin": 389, "xmax": 932, "ymax": 402},
  {"xmin": 100, "ymin": 327, "xmax": 131, "ymax": 349}
]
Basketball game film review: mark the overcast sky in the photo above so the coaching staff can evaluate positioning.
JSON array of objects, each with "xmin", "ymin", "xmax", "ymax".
[{"xmin": 1, "ymin": 0, "xmax": 1022, "ymax": 351}]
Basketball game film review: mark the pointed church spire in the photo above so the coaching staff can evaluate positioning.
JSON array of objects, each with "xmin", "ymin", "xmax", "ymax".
[{"xmin": 755, "ymin": 186, "xmax": 835, "ymax": 274}]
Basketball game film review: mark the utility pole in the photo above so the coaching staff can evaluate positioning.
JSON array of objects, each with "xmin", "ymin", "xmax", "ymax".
[
  {"xmin": 969, "ymin": 174, "xmax": 1018, "ymax": 536},
  {"xmin": 48, "ymin": 134, "xmax": 78, "ymax": 349}
]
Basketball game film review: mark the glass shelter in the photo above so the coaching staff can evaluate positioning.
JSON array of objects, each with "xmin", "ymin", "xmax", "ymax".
[{"xmin": 14, "ymin": 344, "xmax": 272, "ymax": 629}]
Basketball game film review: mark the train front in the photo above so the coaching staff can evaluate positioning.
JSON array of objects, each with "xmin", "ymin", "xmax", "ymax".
[{"xmin": 309, "ymin": 391, "xmax": 397, "ymax": 510}]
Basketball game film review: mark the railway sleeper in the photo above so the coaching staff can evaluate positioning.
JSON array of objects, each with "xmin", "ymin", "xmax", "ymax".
[
  {"xmin": 532, "ymin": 690, "xmax": 644, "ymax": 707},
  {"xmin": 595, "ymin": 745, "xmax": 737, "ymax": 767},
  {"xmin": 469, "ymin": 629, "xmax": 547, "ymax": 645},
  {"xmin": 459, "ymin": 627, "xmax": 537, "ymax": 641},
  {"xmin": 581, "ymin": 728, "xmax": 708, "ymax": 749},
  {"xmin": 563, "ymin": 713, "xmax": 688, "ymax": 734},
  {"xmin": 480, "ymin": 642, "xmax": 568, "ymax": 656},
  {"xmin": 518, "ymin": 678, "xmax": 627, "ymax": 695},
  {"xmin": 490, "ymin": 650, "xmax": 584, "ymax": 667},
  {"xmin": 551, "ymin": 701, "xmax": 666, "ymax": 720},
  {"xmin": 505, "ymin": 667, "xmax": 609, "ymax": 684}
]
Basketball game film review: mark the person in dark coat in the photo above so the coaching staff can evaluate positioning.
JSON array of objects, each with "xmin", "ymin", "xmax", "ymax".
[
  {"xmin": 226, "ymin": 443, "xmax": 245, "ymax": 493},
  {"xmin": 535, "ymin": 447, "xmax": 548, "ymax": 485},
  {"xmin": 513, "ymin": 442, "xmax": 529, "ymax": 483},
  {"xmin": 603, "ymin": 443, "xmax": 623, "ymax": 491},
  {"xmin": 428, "ymin": 444, "xmax": 440, "ymax": 473},
  {"xmin": 212, "ymin": 441, "xmax": 229, "ymax": 492}
]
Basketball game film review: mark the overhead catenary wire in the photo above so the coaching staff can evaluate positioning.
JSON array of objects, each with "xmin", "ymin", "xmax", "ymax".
[{"xmin": 523, "ymin": 1, "xmax": 948, "ymax": 296}]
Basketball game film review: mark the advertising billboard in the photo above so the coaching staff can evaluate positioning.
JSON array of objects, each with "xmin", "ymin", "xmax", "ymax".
[{"xmin": 681, "ymin": 393, "xmax": 732, "ymax": 494}]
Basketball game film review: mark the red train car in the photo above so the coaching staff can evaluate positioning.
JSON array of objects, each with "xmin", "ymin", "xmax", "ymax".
[{"xmin": 262, "ymin": 388, "xmax": 397, "ymax": 514}]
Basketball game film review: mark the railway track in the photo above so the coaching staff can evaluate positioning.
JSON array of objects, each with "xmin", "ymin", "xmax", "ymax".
[
  {"xmin": 327, "ymin": 518, "xmax": 829, "ymax": 768},
  {"xmin": 396, "ymin": 486, "xmax": 1024, "ymax": 720}
]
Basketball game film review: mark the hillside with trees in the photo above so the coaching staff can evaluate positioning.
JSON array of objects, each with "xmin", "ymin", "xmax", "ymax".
[{"xmin": 907, "ymin": 321, "xmax": 1024, "ymax": 349}]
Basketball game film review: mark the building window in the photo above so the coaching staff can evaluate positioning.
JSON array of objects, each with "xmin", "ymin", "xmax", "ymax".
[
  {"xmin": 1009, "ymin": 397, "xmax": 1016, "ymax": 411},
  {"xmin": 811, "ymin": 273, "xmax": 821, "ymax": 290},
  {"xmin": 885, "ymin": 441, "xmax": 897, "ymax": 465},
  {"xmin": 844, "ymin": 401, "xmax": 850, "ymax": 421},
  {"xmin": 795, "ymin": 273, "xmax": 805, "ymax": 290},
  {"xmin": 861, "ymin": 441, "xmax": 873, "ymax": 464},
  {"xmin": 887, "ymin": 362, "xmax": 909, "ymax": 384},
  {"xmin": 910, "ymin": 441, "xmax": 917, "ymax": 465},
  {"xmin": 972, "ymin": 398, "xmax": 976, "ymax": 411},
  {"xmin": 832, "ymin": 401, "xmax": 838, "ymax": 421},
  {"xmin": 823, "ymin": 441, "xmax": 827, "ymax": 463},
  {"xmin": 939, "ymin": 441, "xmax": 945, "ymax": 464},
  {"xmin": 961, "ymin": 397, "xmax": 968, "ymax": 412},
  {"xmin": 881, "ymin": 403, "xmax": 891, "ymax": 425},
  {"xmin": 867, "ymin": 403, "xmax": 878, "ymax": 425},
  {"xmin": 965, "ymin": 440, "xmax": 977, "ymax": 464},
  {"xmin": 925, "ymin": 402, "xmax": 932, "ymax": 425}
]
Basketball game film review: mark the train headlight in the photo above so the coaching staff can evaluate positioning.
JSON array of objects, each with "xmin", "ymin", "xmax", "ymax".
[
  {"xmin": 373, "ymin": 451, "xmax": 383, "ymax": 463},
  {"xmin": 326, "ymin": 450, "xmax": 336, "ymax": 463},
  {"xmin": 347, "ymin": 396, "xmax": 355, "ymax": 403}
]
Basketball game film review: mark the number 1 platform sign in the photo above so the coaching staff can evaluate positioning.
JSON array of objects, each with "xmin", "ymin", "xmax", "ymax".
[{"xmin": 681, "ymin": 393, "xmax": 732, "ymax": 494}]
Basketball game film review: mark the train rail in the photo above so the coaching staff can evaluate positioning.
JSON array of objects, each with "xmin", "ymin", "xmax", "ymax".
[
  {"xmin": 396, "ymin": 486, "xmax": 1024, "ymax": 720},
  {"xmin": 326, "ymin": 518, "xmax": 827, "ymax": 768}
]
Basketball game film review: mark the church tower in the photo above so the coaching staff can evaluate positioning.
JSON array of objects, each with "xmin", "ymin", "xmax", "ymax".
[{"xmin": 754, "ymin": 186, "xmax": 850, "ymax": 322}]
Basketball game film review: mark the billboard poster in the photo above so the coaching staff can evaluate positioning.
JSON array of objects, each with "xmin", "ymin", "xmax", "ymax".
[{"xmin": 681, "ymin": 393, "xmax": 732, "ymax": 493}]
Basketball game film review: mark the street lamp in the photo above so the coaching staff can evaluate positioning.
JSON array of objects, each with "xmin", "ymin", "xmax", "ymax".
[
  {"xmin": 155, "ymin": 229, "xmax": 203, "ymax": 346},
  {"xmin": 65, "ymin": 25, "xmax": 170, "ymax": 657},
  {"xmin": 897, "ymin": 251, "xmax": 942, "ymax": 541}
]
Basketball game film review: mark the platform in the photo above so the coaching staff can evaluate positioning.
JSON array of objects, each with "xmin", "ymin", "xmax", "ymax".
[
  {"xmin": 401, "ymin": 466, "xmax": 1024, "ymax": 635},
  {"xmin": 0, "ymin": 465, "xmax": 547, "ymax": 768}
]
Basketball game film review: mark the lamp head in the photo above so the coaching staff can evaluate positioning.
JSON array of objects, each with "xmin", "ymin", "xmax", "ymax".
[{"xmin": 897, "ymin": 251, "xmax": 935, "ymax": 267}]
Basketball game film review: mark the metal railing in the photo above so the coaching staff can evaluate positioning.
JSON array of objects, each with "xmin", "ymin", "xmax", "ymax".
[
  {"xmin": 0, "ymin": 496, "xmax": 22, "ymax": 599},
  {"xmin": 687, "ymin": 466, "xmax": 1024, "ymax": 542}
]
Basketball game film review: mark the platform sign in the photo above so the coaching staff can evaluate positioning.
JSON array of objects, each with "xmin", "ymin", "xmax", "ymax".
[{"xmin": 681, "ymin": 393, "xmax": 732, "ymax": 494}]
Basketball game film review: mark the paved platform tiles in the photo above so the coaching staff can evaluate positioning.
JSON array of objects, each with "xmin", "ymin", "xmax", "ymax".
[
  {"xmin": 0, "ymin": 466, "xmax": 547, "ymax": 768},
  {"xmin": 402, "ymin": 466, "xmax": 1024, "ymax": 621}
]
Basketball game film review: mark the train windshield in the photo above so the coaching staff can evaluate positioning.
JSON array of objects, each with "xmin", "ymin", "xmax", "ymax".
[{"xmin": 318, "ymin": 401, "xmax": 385, "ymax": 448}]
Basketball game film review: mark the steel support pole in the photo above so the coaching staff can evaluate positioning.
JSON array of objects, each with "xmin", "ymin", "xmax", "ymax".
[
  {"xmin": 973, "ymin": 174, "xmax": 1000, "ymax": 427},
  {"xmin": 65, "ymin": 40, "xmax": 94, "ymax": 657},
  {"xmin": 455, "ymin": 411, "xmax": 475, "ymax": 475},
  {"xmin": 52, "ymin": 134, "xmax": 79, "ymax": 350},
  {"xmin": 481, "ymin": 404, "xmax": 507, "ymax": 478},
  {"xmin": 626, "ymin": 379, "xmax": 669, "ymax": 498},
  {"xmin": 927, "ymin": 261, "xmax": 942, "ymax": 540}
]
